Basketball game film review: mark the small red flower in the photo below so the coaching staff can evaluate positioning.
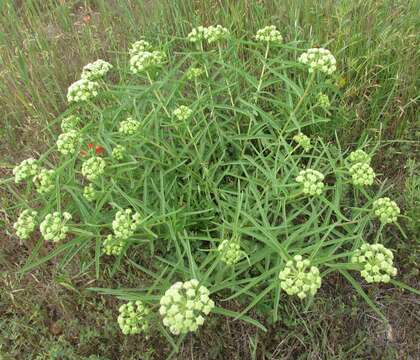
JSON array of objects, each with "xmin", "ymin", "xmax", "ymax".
[
  {"xmin": 95, "ymin": 145, "xmax": 104, "ymax": 155},
  {"xmin": 87, "ymin": 143, "xmax": 94, "ymax": 149}
]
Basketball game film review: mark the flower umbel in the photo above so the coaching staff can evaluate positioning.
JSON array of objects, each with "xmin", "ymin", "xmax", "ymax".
[
  {"xmin": 81, "ymin": 59, "xmax": 113, "ymax": 80},
  {"xmin": 317, "ymin": 93, "xmax": 330, "ymax": 109},
  {"xmin": 293, "ymin": 133, "xmax": 312, "ymax": 152},
  {"xmin": 173, "ymin": 106, "xmax": 192, "ymax": 121},
  {"xmin": 186, "ymin": 67, "xmax": 204, "ymax": 80},
  {"xmin": 351, "ymin": 243, "xmax": 397, "ymax": 283},
  {"xmin": 348, "ymin": 149, "xmax": 371, "ymax": 165},
  {"xmin": 296, "ymin": 169, "xmax": 325, "ymax": 196},
  {"xmin": 373, "ymin": 197, "xmax": 400, "ymax": 224},
  {"xmin": 129, "ymin": 51, "xmax": 165, "ymax": 74},
  {"xmin": 103, "ymin": 234, "xmax": 125, "ymax": 256},
  {"xmin": 57, "ymin": 130, "xmax": 80, "ymax": 155},
  {"xmin": 14, "ymin": 209, "xmax": 37, "ymax": 240},
  {"xmin": 187, "ymin": 26, "xmax": 207, "ymax": 43},
  {"xmin": 159, "ymin": 279, "xmax": 214, "ymax": 335},
  {"xmin": 40, "ymin": 212, "xmax": 72, "ymax": 242},
  {"xmin": 118, "ymin": 301, "xmax": 150, "ymax": 335},
  {"xmin": 13, "ymin": 158, "xmax": 39, "ymax": 183},
  {"xmin": 112, "ymin": 209, "xmax": 141, "ymax": 239},
  {"xmin": 118, "ymin": 117, "xmax": 140, "ymax": 135},
  {"xmin": 279, "ymin": 255, "xmax": 322, "ymax": 299},
  {"xmin": 112, "ymin": 145, "xmax": 126, "ymax": 160},
  {"xmin": 255, "ymin": 25, "xmax": 283, "ymax": 43},
  {"xmin": 218, "ymin": 239, "xmax": 243, "ymax": 265},
  {"xmin": 349, "ymin": 163, "xmax": 375, "ymax": 186},
  {"xmin": 33, "ymin": 169, "xmax": 55, "ymax": 194},
  {"xmin": 83, "ymin": 183, "xmax": 97, "ymax": 202},
  {"xmin": 129, "ymin": 40, "xmax": 153, "ymax": 56},
  {"xmin": 81, "ymin": 157, "xmax": 106, "ymax": 181},
  {"xmin": 204, "ymin": 25, "xmax": 229, "ymax": 43},
  {"xmin": 67, "ymin": 78, "xmax": 99, "ymax": 103},
  {"xmin": 298, "ymin": 48, "xmax": 337, "ymax": 75}
]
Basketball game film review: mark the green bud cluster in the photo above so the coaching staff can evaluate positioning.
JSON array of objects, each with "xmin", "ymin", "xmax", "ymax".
[
  {"xmin": 56, "ymin": 130, "xmax": 80, "ymax": 155},
  {"xmin": 129, "ymin": 40, "xmax": 153, "ymax": 56},
  {"xmin": 129, "ymin": 51, "xmax": 165, "ymax": 74},
  {"xmin": 349, "ymin": 162, "xmax": 375, "ymax": 186},
  {"xmin": 61, "ymin": 115, "xmax": 80, "ymax": 132},
  {"xmin": 13, "ymin": 209, "xmax": 37, "ymax": 240},
  {"xmin": 173, "ymin": 105, "xmax": 193, "ymax": 121},
  {"xmin": 81, "ymin": 157, "xmax": 106, "ymax": 181},
  {"xmin": 204, "ymin": 25, "xmax": 230, "ymax": 43},
  {"xmin": 292, "ymin": 132, "xmax": 312, "ymax": 152},
  {"xmin": 81, "ymin": 59, "xmax": 113, "ymax": 80},
  {"xmin": 118, "ymin": 301, "xmax": 150, "ymax": 335},
  {"xmin": 112, "ymin": 145, "xmax": 126, "ymax": 160},
  {"xmin": 67, "ymin": 78, "xmax": 99, "ymax": 103},
  {"xmin": 13, "ymin": 158, "xmax": 39, "ymax": 183},
  {"xmin": 317, "ymin": 93, "xmax": 330, "ymax": 109},
  {"xmin": 279, "ymin": 255, "xmax": 322, "ymax": 299},
  {"xmin": 255, "ymin": 25, "xmax": 283, "ymax": 43},
  {"xmin": 348, "ymin": 149, "xmax": 371, "ymax": 165},
  {"xmin": 118, "ymin": 117, "xmax": 140, "ymax": 135},
  {"xmin": 40, "ymin": 212, "xmax": 72, "ymax": 242},
  {"xmin": 33, "ymin": 169, "xmax": 55, "ymax": 194},
  {"xmin": 351, "ymin": 243, "xmax": 397, "ymax": 283},
  {"xmin": 112, "ymin": 209, "xmax": 141, "ymax": 239},
  {"xmin": 296, "ymin": 169, "xmax": 325, "ymax": 196},
  {"xmin": 83, "ymin": 183, "xmax": 97, "ymax": 202},
  {"xmin": 373, "ymin": 197, "xmax": 400, "ymax": 224},
  {"xmin": 218, "ymin": 239, "xmax": 243, "ymax": 265},
  {"xmin": 298, "ymin": 48, "xmax": 337, "ymax": 75},
  {"xmin": 159, "ymin": 280, "xmax": 214, "ymax": 335},
  {"xmin": 103, "ymin": 234, "xmax": 124, "ymax": 256},
  {"xmin": 186, "ymin": 67, "xmax": 204, "ymax": 80}
]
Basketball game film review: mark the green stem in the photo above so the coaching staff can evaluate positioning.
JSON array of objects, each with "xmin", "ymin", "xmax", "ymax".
[
  {"xmin": 146, "ymin": 72, "xmax": 170, "ymax": 117},
  {"xmin": 218, "ymin": 43, "xmax": 235, "ymax": 107},
  {"xmin": 254, "ymin": 42, "xmax": 270, "ymax": 101}
]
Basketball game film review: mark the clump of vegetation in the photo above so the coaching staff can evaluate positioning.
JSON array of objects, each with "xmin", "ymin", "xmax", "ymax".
[{"xmin": 5, "ymin": 17, "xmax": 418, "ymax": 356}]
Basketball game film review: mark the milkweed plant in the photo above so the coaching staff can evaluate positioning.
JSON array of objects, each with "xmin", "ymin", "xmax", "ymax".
[{"xmin": 7, "ymin": 24, "xmax": 413, "ymax": 350}]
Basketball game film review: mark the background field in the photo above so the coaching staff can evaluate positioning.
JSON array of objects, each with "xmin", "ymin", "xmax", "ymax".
[{"xmin": 0, "ymin": 0, "xmax": 419, "ymax": 359}]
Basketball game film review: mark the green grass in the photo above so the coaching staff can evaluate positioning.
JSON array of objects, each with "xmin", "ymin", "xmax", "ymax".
[{"xmin": 1, "ymin": 0, "xmax": 419, "ymax": 359}]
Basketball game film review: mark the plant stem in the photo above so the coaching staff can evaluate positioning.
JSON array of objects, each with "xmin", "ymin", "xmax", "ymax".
[
  {"xmin": 254, "ymin": 42, "xmax": 270, "ymax": 102},
  {"xmin": 146, "ymin": 71, "xmax": 170, "ymax": 117}
]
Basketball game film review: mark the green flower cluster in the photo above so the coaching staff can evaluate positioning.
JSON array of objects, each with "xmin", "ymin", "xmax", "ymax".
[
  {"xmin": 83, "ymin": 183, "xmax": 97, "ymax": 202},
  {"xmin": 33, "ymin": 169, "xmax": 55, "ymax": 194},
  {"xmin": 186, "ymin": 67, "xmax": 204, "ymax": 80},
  {"xmin": 112, "ymin": 145, "xmax": 126, "ymax": 160},
  {"xmin": 112, "ymin": 209, "xmax": 141, "ymax": 239},
  {"xmin": 67, "ymin": 78, "xmax": 99, "ymax": 103},
  {"xmin": 348, "ymin": 149, "xmax": 371, "ymax": 164},
  {"xmin": 173, "ymin": 105, "xmax": 192, "ymax": 121},
  {"xmin": 81, "ymin": 157, "xmax": 106, "ymax": 181},
  {"xmin": 13, "ymin": 209, "xmax": 37, "ymax": 240},
  {"xmin": 279, "ymin": 255, "xmax": 322, "ymax": 299},
  {"xmin": 40, "ymin": 212, "xmax": 72, "ymax": 242},
  {"xmin": 255, "ymin": 25, "xmax": 283, "ymax": 43},
  {"xmin": 81, "ymin": 59, "xmax": 113, "ymax": 81},
  {"xmin": 187, "ymin": 25, "xmax": 229, "ymax": 43},
  {"xmin": 103, "ymin": 234, "xmax": 125, "ymax": 256},
  {"xmin": 373, "ymin": 197, "xmax": 400, "ymax": 224},
  {"xmin": 293, "ymin": 132, "xmax": 312, "ymax": 152},
  {"xmin": 13, "ymin": 158, "xmax": 39, "ymax": 183},
  {"xmin": 61, "ymin": 115, "xmax": 80, "ymax": 132},
  {"xmin": 205, "ymin": 25, "xmax": 230, "ymax": 43},
  {"xmin": 118, "ymin": 117, "xmax": 140, "ymax": 135},
  {"xmin": 317, "ymin": 93, "xmax": 330, "ymax": 109},
  {"xmin": 56, "ymin": 130, "xmax": 80, "ymax": 155},
  {"xmin": 159, "ymin": 280, "xmax": 214, "ymax": 335},
  {"xmin": 129, "ymin": 50, "xmax": 165, "ymax": 74},
  {"xmin": 298, "ymin": 48, "xmax": 337, "ymax": 75},
  {"xmin": 218, "ymin": 239, "xmax": 243, "ymax": 265},
  {"xmin": 351, "ymin": 243, "xmax": 397, "ymax": 283},
  {"xmin": 349, "ymin": 162, "xmax": 375, "ymax": 186},
  {"xmin": 129, "ymin": 39, "xmax": 152, "ymax": 56},
  {"xmin": 118, "ymin": 301, "xmax": 150, "ymax": 335},
  {"xmin": 296, "ymin": 169, "xmax": 325, "ymax": 196}
]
